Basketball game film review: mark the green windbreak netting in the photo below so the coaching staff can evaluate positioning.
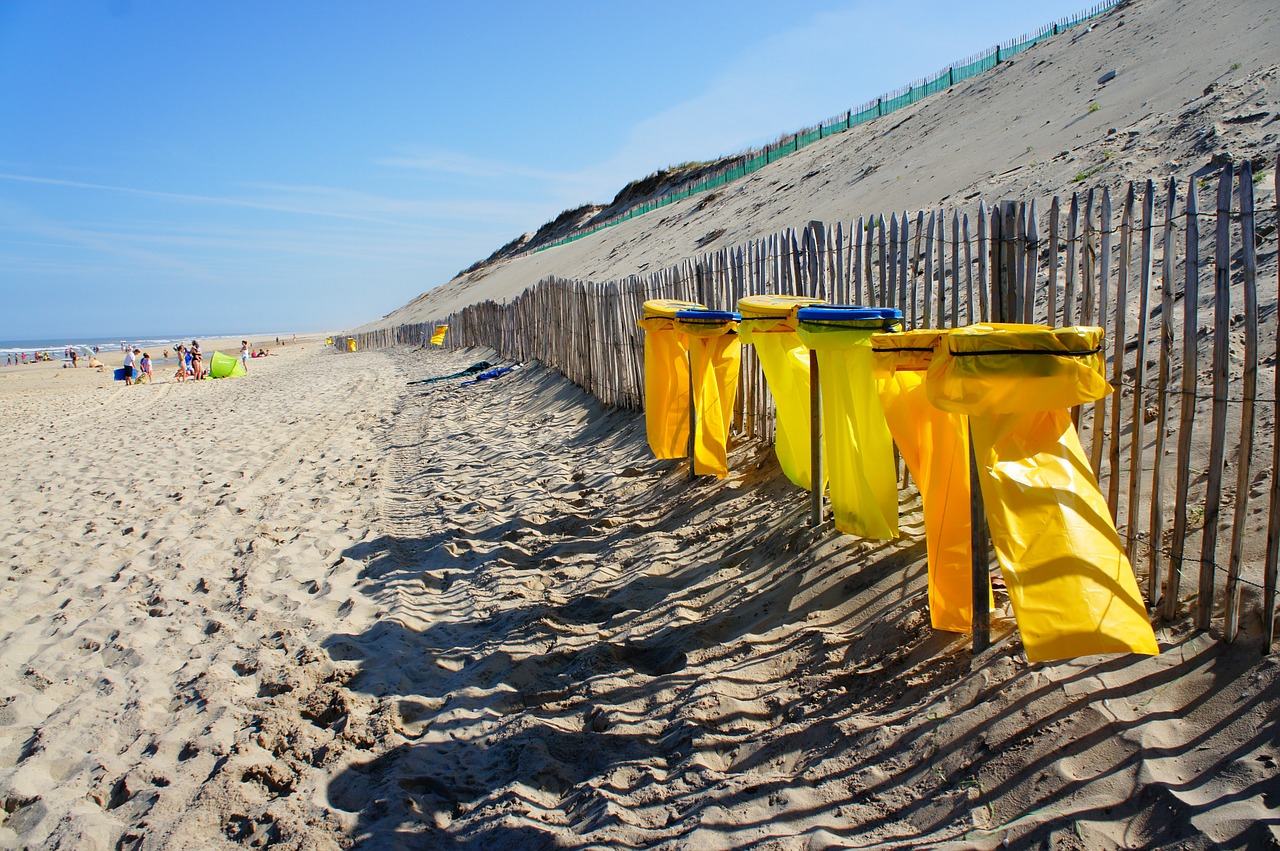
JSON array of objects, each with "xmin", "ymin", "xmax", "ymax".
[
  {"xmin": 917, "ymin": 70, "xmax": 951, "ymax": 98},
  {"xmin": 881, "ymin": 88, "xmax": 912, "ymax": 113},
  {"xmin": 851, "ymin": 103, "xmax": 880, "ymax": 126},
  {"xmin": 953, "ymin": 50, "xmax": 998, "ymax": 80},
  {"xmin": 532, "ymin": 1, "xmax": 1118, "ymax": 255}
]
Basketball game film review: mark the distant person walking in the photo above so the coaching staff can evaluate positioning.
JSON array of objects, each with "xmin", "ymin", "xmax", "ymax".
[{"xmin": 240, "ymin": 340, "xmax": 249, "ymax": 373}]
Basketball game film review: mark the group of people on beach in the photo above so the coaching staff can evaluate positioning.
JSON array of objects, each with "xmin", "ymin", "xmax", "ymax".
[
  {"xmin": 6, "ymin": 351, "xmax": 57, "ymax": 365},
  {"xmin": 4, "ymin": 346, "xmax": 102, "ymax": 366},
  {"xmin": 122, "ymin": 339, "xmax": 209, "ymax": 386},
  {"xmin": 121, "ymin": 347, "xmax": 154, "ymax": 385},
  {"xmin": 165, "ymin": 340, "xmax": 204, "ymax": 383},
  {"xmin": 6, "ymin": 338, "xmax": 276, "ymax": 381}
]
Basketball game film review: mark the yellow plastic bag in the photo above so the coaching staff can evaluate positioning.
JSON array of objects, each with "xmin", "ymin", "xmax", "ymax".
[
  {"xmin": 673, "ymin": 310, "xmax": 742, "ymax": 478},
  {"xmin": 738, "ymin": 295, "xmax": 825, "ymax": 490},
  {"xmin": 926, "ymin": 324, "xmax": 1159, "ymax": 662},
  {"xmin": 797, "ymin": 308, "xmax": 902, "ymax": 539},
  {"xmin": 639, "ymin": 300, "xmax": 703, "ymax": 459},
  {"xmin": 873, "ymin": 329, "xmax": 983, "ymax": 633}
]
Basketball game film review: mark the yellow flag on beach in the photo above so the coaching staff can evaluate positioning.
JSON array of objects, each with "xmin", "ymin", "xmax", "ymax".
[{"xmin": 430, "ymin": 326, "xmax": 449, "ymax": 346}]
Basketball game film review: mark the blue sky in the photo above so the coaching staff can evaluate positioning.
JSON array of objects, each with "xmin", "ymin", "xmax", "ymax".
[{"xmin": 0, "ymin": 0, "xmax": 1089, "ymax": 340}]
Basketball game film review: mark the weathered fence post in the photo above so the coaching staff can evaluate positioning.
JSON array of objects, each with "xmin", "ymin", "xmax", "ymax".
[
  {"xmin": 1198, "ymin": 163, "xmax": 1235, "ymax": 631},
  {"xmin": 1047, "ymin": 196, "xmax": 1060, "ymax": 326},
  {"xmin": 1165, "ymin": 180, "xmax": 1199, "ymax": 621},
  {"xmin": 1225, "ymin": 161, "xmax": 1258, "ymax": 643},
  {"xmin": 977, "ymin": 201, "xmax": 989, "ymax": 322},
  {"xmin": 923, "ymin": 211, "xmax": 936, "ymax": 327},
  {"xmin": 1125, "ymin": 181, "xmax": 1154, "ymax": 569},
  {"xmin": 1107, "ymin": 185, "xmax": 1132, "ymax": 520},
  {"xmin": 970, "ymin": 423, "xmax": 990, "ymax": 654},
  {"xmin": 1266, "ymin": 158, "xmax": 1280, "ymax": 651},
  {"xmin": 1023, "ymin": 199, "xmax": 1039, "ymax": 323},
  {"xmin": 1149, "ymin": 176, "xmax": 1176, "ymax": 609}
]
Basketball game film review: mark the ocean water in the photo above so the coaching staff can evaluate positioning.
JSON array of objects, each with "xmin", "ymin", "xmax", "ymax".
[{"xmin": 0, "ymin": 334, "xmax": 259, "ymax": 357}]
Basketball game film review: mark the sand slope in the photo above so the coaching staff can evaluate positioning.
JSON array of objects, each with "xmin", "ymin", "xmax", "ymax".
[{"xmin": 365, "ymin": 0, "xmax": 1277, "ymax": 328}]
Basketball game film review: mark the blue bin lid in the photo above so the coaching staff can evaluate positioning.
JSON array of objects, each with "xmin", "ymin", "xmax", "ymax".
[
  {"xmin": 796, "ymin": 305, "xmax": 902, "ymax": 322},
  {"xmin": 674, "ymin": 309, "xmax": 741, "ymax": 322}
]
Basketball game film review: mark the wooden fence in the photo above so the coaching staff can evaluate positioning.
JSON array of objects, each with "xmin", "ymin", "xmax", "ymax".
[{"xmin": 339, "ymin": 157, "xmax": 1280, "ymax": 649}]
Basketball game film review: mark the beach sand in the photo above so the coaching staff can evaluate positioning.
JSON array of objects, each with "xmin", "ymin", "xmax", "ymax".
[{"xmin": 2, "ymin": 342, "xmax": 1275, "ymax": 848}]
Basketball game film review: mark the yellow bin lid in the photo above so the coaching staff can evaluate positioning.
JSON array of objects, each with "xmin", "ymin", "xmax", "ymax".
[
  {"xmin": 871, "ymin": 328, "xmax": 947, "ymax": 373},
  {"xmin": 643, "ymin": 299, "xmax": 704, "ymax": 319},
  {"xmin": 737, "ymin": 294, "xmax": 825, "ymax": 318}
]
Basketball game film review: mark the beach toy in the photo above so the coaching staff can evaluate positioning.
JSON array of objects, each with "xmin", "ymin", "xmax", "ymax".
[
  {"xmin": 738, "ymin": 294, "xmax": 826, "ymax": 490},
  {"xmin": 925, "ymin": 323, "xmax": 1158, "ymax": 662},
  {"xmin": 638, "ymin": 299, "xmax": 704, "ymax": 460},
  {"xmin": 796, "ymin": 306, "xmax": 902, "ymax": 539},
  {"xmin": 672, "ymin": 309, "xmax": 742, "ymax": 478},
  {"xmin": 872, "ymin": 328, "xmax": 987, "ymax": 633}
]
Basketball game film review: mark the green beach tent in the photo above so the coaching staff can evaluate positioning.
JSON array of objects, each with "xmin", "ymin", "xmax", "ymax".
[{"xmin": 208, "ymin": 351, "xmax": 246, "ymax": 378}]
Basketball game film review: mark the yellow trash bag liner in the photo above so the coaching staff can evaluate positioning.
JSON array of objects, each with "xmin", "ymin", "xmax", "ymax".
[
  {"xmin": 738, "ymin": 295, "xmax": 825, "ymax": 490},
  {"xmin": 638, "ymin": 299, "xmax": 704, "ymax": 459},
  {"xmin": 873, "ymin": 329, "xmax": 985, "ymax": 633},
  {"xmin": 926, "ymin": 324, "xmax": 1159, "ymax": 662},
  {"xmin": 673, "ymin": 309, "xmax": 742, "ymax": 478},
  {"xmin": 796, "ymin": 307, "xmax": 902, "ymax": 539}
]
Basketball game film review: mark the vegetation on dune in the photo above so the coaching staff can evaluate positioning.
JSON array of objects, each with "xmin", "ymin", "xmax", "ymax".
[{"xmin": 457, "ymin": 157, "xmax": 742, "ymax": 277}]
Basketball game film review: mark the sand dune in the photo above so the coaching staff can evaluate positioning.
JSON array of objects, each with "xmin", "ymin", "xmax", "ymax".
[{"xmin": 366, "ymin": 0, "xmax": 1277, "ymax": 328}]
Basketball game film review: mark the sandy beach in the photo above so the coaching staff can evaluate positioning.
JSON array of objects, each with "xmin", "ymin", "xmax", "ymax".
[
  {"xmin": 2, "ymin": 0, "xmax": 1278, "ymax": 846},
  {"xmin": 2, "ymin": 341, "xmax": 1275, "ymax": 849}
]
